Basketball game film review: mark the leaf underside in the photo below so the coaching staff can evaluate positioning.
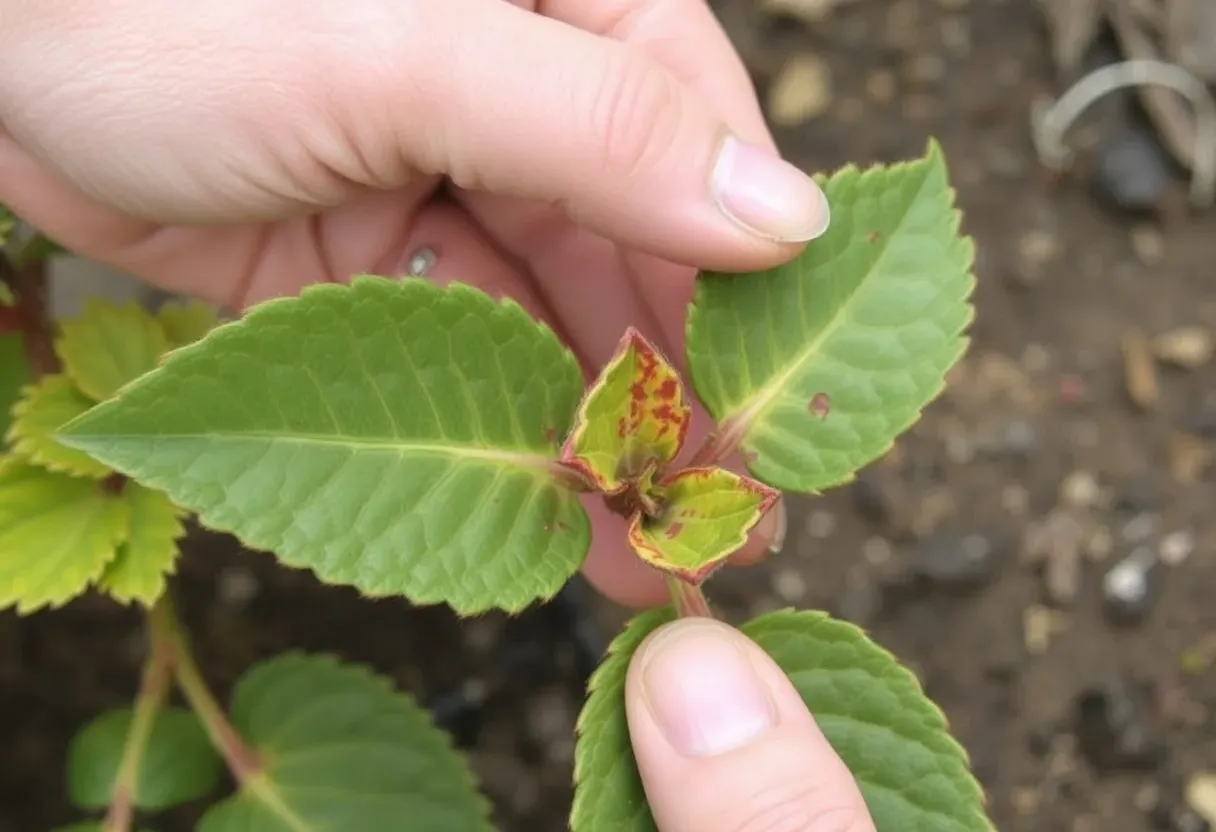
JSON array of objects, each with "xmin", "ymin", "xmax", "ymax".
[
  {"xmin": 571, "ymin": 609, "xmax": 993, "ymax": 832},
  {"xmin": 198, "ymin": 652, "xmax": 493, "ymax": 832},
  {"xmin": 59, "ymin": 277, "xmax": 591, "ymax": 614},
  {"xmin": 8, "ymin": 374, "xmax": 113, "ymax": 478},
  {"xmin": 685, "ymin": 139, "xmax": 975, "ymax": 493},
  {"xmin": 0, "ymin": 460, "xmax": 130, "ymax": 613},
  {"xmin": 66, "ymin": 706, "xmax": 223, "ymax": 811},
  {"xmin": 55, "ymin": 299, "xmax": 170, "ymax": 402},
  {"xmin": 99, "ymin": 482, "xmax": 185, "ymax": 606}
]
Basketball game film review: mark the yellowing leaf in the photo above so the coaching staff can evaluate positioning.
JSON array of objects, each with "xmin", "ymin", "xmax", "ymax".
[
  {"xmin": 561, "ymin": 328, "xmax": 690, "ymax": 494},
  {"xmin": 627, "ymin": 467, "xmax": 778, "ymax": 584},
  {"xmin": 158, "ymin": 300, "xmax": 220, "ymax": 348},
  {"xmin": 99, "ymin": 484, "xmax": 185, "ymax": 606},
  {"xmin": 8, "ymin": 374, "xmax": 113, "ymax": 478},
  {"xmin": 55, "ymin": 299, "xmax": 170, "ymax": 402},
  {"xmin": 0, "ymin": 460, "xmax": 130, "ymax": 613}
]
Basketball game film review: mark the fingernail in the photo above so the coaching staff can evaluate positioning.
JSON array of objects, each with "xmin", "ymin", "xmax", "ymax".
[
  {"xmin": 765, "ymin": 498, "xmax": 787, "ymax": 555},
  {"xmin": 711, "ymin": 137, "xmax": 831, "ymax": 243},
  {"xmin": 640, "ymin": 621, "xmax": 775, "ymax": 757}
]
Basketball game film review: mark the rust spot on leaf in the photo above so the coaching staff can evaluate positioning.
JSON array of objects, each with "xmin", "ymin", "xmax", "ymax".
[
  {"xmin": 809, "ymin": 392, "xmax": 831, "ymax": 420},
  {"xmin": 657, "ymin": 379, "xmax": 678, "ymax": 400},
  {"xmin": 664, "ymin": 521, "xmax": 684, "ymax": 539},
  {"xmin": 867, "ymin": 230, "xmax": 880, "ymax": 242}
]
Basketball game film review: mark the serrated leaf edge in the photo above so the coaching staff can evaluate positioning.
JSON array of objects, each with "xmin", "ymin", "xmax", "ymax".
[{"xmin": 6, "ymin": 376, "xmax": 113, "ymax": 479}]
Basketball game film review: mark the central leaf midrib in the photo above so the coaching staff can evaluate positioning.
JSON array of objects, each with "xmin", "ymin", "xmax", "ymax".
[
  {"xmin": 71, "ymin": 430, "xmax": 559, "ymax": 468},
  {"xmin": 725, "ymin": 163, "xmax": 933, "ymax": 429}
]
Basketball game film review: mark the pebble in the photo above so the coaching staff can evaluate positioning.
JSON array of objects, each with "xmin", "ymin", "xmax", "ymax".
[
  {"xmin": 767, "ymin": 53, "xmax": 832, "ymax": 126},
  {"xmin": 909, "ymin": 532, "xmax": 1005, "ymax": 589},
  {"xmin": 804, "ymin": 509, "xmax": 836, "ymax": 539},
  {"xmin": 864, "ymin": 69, "xmax": 897, "ymax": 104},
  {"xmin": 1002, "ymin": 484, "xmax": 1030, "ymax": 517},
  {"xmin": 861, "ymin": 535, "xmax": 893, "ymax": 566},
  {"xmin": 405, "ymin": 247, "xmax": 437, "ymax": 277},
  {"xmin": 1186, "ymin": 773, "xmax": 1216, "ymax": 827},
  {"xmin": 1170, "ymin": 432, "xmax": 1213, "ymax": 484},
  {"xmin": 1016, "ymin": 229, "xmax": 1062, "ymax": 285},
  {"xmin": 1160, "ymin": 529, "xmax": 1196, "ymax": 567},
  {"xmin": 1086, "ymin": 527, "xmax": 1115, "ymax": 562},
  {"xmin": 1103, "ymin": 546, "xmax": 1160, "ymax": 625},
  {"xmin": 1024, "ymin": 603, "xmax": 1067, "ymax": 655},
  {"xmin": 1074, "ymin": 681, "xmax": 1164, "ymax": 772},
  {"xmin": 1123, "ymin": 328, "xmax": 1161, "ymax": 411},
  {"xmin": 1122, "ymin": 512, "xmax": 1159, "ymax": 544},
  {"xmin": 1130, "ymin": 226, "xmax": 1166, "ymax": 266},
  {"xmin": 1061, "ymin": 470, "xmax": 1101, "ymax": 509},
  {"xmin": 772, "ymin": 568, "xmax": 808, "ymax": 603},
  {"xmin": 1093, "ymin": 126, "xmax": 1174, "ymax": 212},
  {"xmin": 215, "ymin": 565, "xmax": 260, "ymax": 608},
  {"xmin": 1154, "ymin": 326, "xmax": 1215, "ymax": 369}
]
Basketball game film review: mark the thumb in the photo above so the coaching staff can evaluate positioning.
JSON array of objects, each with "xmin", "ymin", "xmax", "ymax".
[
  {"xmin": 425, "ymin": 1, "xmax": 830, "ymax": 270},
  {"xmin": 626, "ymin": 618, "xmax": 875, "ymax": 832}
]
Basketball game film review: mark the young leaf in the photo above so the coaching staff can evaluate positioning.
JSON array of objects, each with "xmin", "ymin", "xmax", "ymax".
[
  {"xmin": 571, "ymin": 609, "xmax": 994, "ymax": 832},
  {"xmin": 158, "ymin": 299, "xmax": 221, "ymax": 348},
  {"xmin": 571, "ymin": 607, "xmax": 673, "ymax": 832},
  {"xmin": 55, "ymin": 299, "xmax": 170, "ymax": 402},
  {"xmin": 197, "ymin": 652, "xmax": 493, "ymax": 831},
  {"xmin": 0, "ymin": 332, "xmax": 29, "ymax": 440},
  {"xmin": 0, "ymin": 460, "xmax": 130, "ymax": 613},
  {"xmin": 66, "ymin": 706, "xmax": 223, "ymax": 811},
  {"xmin": 685, "ymin": 140, "xmax": 974, "ymax": 493},
  {"xmin": 0, "ymin": 284, "xmax": 13, "ymax": 307},
  {"xmin": 8, "ymin": 374, "xmax": 113, "ymax": 478},
  {"xmin": 58, "ymin": 277, "xmax": 590, "ymax": 613},
  {"xmin": 98, "ymin": 483, "xmax": 186, "ymax": 606},
  {"xmin": 627, "ymin": 467, "xmax": 778, "ymax": 583},
  {"xmin": 562, "ymin": 328, "xmax": 690, "ymax": 493}
]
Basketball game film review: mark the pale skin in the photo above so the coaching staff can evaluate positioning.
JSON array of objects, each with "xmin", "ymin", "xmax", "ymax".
[{"xmin": 0, "ymin": 2, "xmax": 875, "ymax": 828}]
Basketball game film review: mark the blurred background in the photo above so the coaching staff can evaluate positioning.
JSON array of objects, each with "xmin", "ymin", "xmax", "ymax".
[{"xmin": 4, "ymin": 0, "xmax": 1216, "ymax": 830}]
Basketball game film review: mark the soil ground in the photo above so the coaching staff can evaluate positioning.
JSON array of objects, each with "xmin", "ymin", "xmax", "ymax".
[{"xmin": 4, "ymin": 1, "xmax": 1216, "ymax": 830}]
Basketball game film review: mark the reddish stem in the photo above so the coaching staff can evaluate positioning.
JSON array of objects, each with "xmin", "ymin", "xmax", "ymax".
[
  {"xmin": 667, "ymin": 577, "xmax": 714, "ymax": 619},
  {"xmin": 1, "ymin": 256, "xmax": 57, "ymax": 377}
]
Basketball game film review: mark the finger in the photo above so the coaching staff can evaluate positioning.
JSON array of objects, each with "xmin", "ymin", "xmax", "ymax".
[
  {"xmin": 423, "ymin": 0, "xmax": 827, "ymax": 268},
  {"xmin": 580, "ymin": 499, "xmax": 669, "ymax": 608},
  {"xmin": 627, "ymin": 618, "xmax": 876, "ymax": 832},
  {"xmin": 539, "ymin": 0, "xmax": 775, "ymax": 150}
]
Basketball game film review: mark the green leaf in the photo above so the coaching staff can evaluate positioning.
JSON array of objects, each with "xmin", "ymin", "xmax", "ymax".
[
  {"xmin": 572, "ymin": 608, "xmax": 673, "ymax": 832},
  {"xmin": 58, "ymin": 277, "xmax": 590, "ymax": 613},
  {"xmin": 55, "ymin": 299, "xmax": 170, "ymax": 402},
  {"xmin": 0, "ymin": 204, "xmax": 15, "ymax": 250},
  {"xmin": 0, "ymin": 460, "xmax": 130, "ymax": 613},
  {"xmin": 626, "ymin": 467, "xmax": 777, "ymax": 583},
  {"xmin": 685, "ymin": 140, "xmax": 974, "ymax": 493},
  {"xmin": 8, "ymin": 374, "xmax": 113, "ymax": 478},
  {"xmin": 98, "ymin": 483, "xmax": 185, "ymax": 606},
  {"xmin": 561, "ymin": 328, "xmax": 690, "ymax": 493},
  {"xmin": 66, "ymin": 706, "xmax": 223, "ymax": 811},
  {"xmin": 0, "ymin": 332, "xmax": 29, "ymax": 440},
  {"xmin": 158, "ymin": 299, "xmax": 221, "ymax": 348},
  {"xmin": 197, "ymin": 652, "xmax": 493, "ymax": 832},
  {"xmin": 571, "ymin": 609, "xmax": 994, "ymax": 832},
  {"xmin": 0, "ymin": 284, "xmax": 13, "ymax": 307}
]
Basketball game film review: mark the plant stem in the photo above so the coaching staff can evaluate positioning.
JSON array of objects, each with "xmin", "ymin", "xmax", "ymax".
[
  {"xmin": 667, "ymin": 577, "xmax": 713, "ymax": 619},
  {"xmin": 102, "ymin": 603, "xmax": 174, "ymax": 832},
  {"xmin": 149, "ymin": 599, "xmax": 261, "ymax": 782},
  {"xmin": 0, "ymin": 255, "xmax": 57, "ymax": 377},
  {"xmin": 685, "ymin": 419, "xmax": 748, "ymax": 469}
]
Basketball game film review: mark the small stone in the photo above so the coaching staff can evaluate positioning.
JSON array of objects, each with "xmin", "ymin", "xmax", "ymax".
[
  {"xmin": 1060, "ymin": 470, "xmax": 1101, "ymax": 509},
  {"xmin": 1044, "ymin": 533, "xmax": 1083, "ymax": 606},
  {"xmin": 1024, "ymin": 604, "xmax": 1066, "ymax": 655},
  {"xmin": 1130, "ymin": 225, "xmax": 1166, "ymax": 266},
  {"xmin": 909, "ymin": 532, "xmax": 1004, "ymax": 589},
  {"xmin": 216, "ymin": 565, "xmax": 259, "ymax": 608},
  {"xmin": 905, "ymin": 53, "xmax": 946, "ymax": 85},
  {"xmin": 405, "ymin": 247, "xmax": 437, "ymax": 276},
  {"xmin": 1160, "ymin": 529, "xmax": 1196, "ymax": 567},
  {"xmin": 1103, "ymin": 547, "xmax": 1160, "ymax": 625},
  {"xmin": 1001, "ymin": 419, "xmax": 1038, "ymax": 456},
  {"xmin": 1170, "ymin": 433, "xmax": 1214, "ymax": 484},
  {"xmin": 1073, "ymin": 681, "xmax": 1164, "ymax": 772},
  {"xmin": 1016, "ymin": 229, "xmax": 1062, "ymax": 285},
  {"xmin": 1086, "ymin": 527, "xmax": 1115, "ymax": 562},
  {"xmin": 1093, "ymin": 127, "xmax": 1174, "ymax": 212},
  {"xmin": 1002, "ymin": 484, "xmax": 1030, "ymax": 516},
  {"xmin": 1153, "ymin": 326, "xmax": 1215, "ymax": 369},
  {"xmin": 1022, "ymin": 342, "xmax": 1051, "ymax": 372},
  {"xmin": 1122, "ymin": 328, "xmax": 1161, "ymax": 411},
  {"xmin": 940, "ymin": 16, "xmax": 971, "ymax": 56},
  {"xmin": 767, "ymin": 53, "xmax": 832, "ymax": 126},
  {"xmin": 1185, "ymin": 773, "xmax": 1216, "ymax": 827},
  {"xmin": 1122, "ymin": 512, "xmax": 1160, "ymax": 544},
  {"xmin": 804, "ymin": 509, "xmax": 836, "ymax": 539},
  {"xmin": 772, "ymin": 568, "xmax": 808, "ymax": 603},
  {"xmin": 861, "ymin": 535, "xmax": 893, "ymax": 566}
]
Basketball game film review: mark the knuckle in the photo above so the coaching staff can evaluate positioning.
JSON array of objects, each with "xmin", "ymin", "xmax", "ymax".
[
  {"xmin": 587, "ymin": 50, "xmax": 679, "ymax": 180},
  {"xmin": 728, "ymin": 782, "xmax": 869, "ymax": 832}
]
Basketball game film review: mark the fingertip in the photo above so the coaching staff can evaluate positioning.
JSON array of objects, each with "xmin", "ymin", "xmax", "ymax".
[{"xmin": 578, "ymin": 499, "xmax": 670, "ymax": 608}]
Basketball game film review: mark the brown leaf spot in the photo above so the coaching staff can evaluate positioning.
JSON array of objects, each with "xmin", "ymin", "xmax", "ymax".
[
  {"xmin": 809, "ymin": 392, "xmax": 831, "ymax": 420},
  {"xmin": 867, "ymin": 231, "xmax": 880, "ymax": 242},
  {"xmin": 664, "ymin": 521, "xmax": 684, "ymax": 539}
]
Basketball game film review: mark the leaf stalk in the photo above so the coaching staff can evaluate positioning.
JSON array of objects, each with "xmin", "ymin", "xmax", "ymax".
[
  {"xmin": 102, "ymin": 601, "xmax": 174, "ymax": 832},
  {"xmin": 666, "ymin": 577, "xmax": 713, "ymax": 619},
  {"xmin": 149, "ymin": 597, "xmax": 261, "ymax": 783}
]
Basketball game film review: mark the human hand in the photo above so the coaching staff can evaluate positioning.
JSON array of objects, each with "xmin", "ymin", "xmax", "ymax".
[
  {"xmin": 626, "ymin": 618, "xmax": 875, "ymax": 831},
  {"xmin": 0, "ymin": 0, "xmax": 830, "ymax": 608}
]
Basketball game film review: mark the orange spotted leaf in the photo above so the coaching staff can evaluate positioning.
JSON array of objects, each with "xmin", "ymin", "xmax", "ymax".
[
  {"xmin": 560, "ymin": 328, "xmax": 690, "ymax": 494},
  {"xmin": 627, "ymin": 467, "xmax": 778, "ymax": 584}
]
